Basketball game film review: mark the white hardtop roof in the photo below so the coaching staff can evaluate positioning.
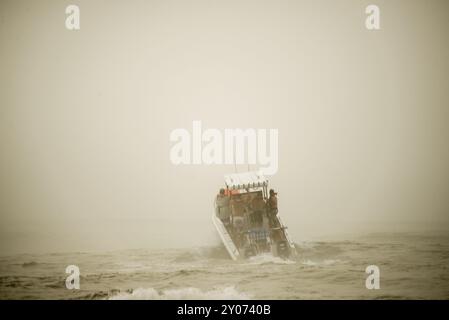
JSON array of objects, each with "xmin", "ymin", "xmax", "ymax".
[{"xmin": 224, "ymin": 171, "xmax": 268, "ymax": 190}]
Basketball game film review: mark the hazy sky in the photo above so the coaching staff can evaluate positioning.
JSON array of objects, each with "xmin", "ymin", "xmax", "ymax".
[{"xmin": 1, "ymin": 0, "xmax": 448, "ymax": 254}]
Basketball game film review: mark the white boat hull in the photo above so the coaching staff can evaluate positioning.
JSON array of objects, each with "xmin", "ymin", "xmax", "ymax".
[{"xmin": 212, "ymin": 212, "xmax": 240, "ymax": 260}]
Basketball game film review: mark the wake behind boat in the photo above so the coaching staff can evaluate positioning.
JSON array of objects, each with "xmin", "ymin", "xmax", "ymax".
[{"xmin": 213, "ymin": 172, "xmax": 296, "ymax": 260}]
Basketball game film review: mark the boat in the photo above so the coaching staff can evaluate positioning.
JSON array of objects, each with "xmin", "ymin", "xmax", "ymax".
[{"xmin": 213, "ymin": 171, "xmax": 296, "ymax": 260}]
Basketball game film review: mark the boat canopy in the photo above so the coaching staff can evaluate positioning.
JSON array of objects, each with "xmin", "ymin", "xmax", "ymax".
[{"xmin": 224, "ymin": 171, "xmax": 268, "ymax": 190}]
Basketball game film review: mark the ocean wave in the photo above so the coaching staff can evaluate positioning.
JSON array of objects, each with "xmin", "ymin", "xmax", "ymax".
[
  {"xmin": 171, "ymin": 246, "xmax": 231, "ymax": 263},
  {"xmin": 21, "ymin": 261, "xmax": 39, "ymax": 268},
  {"xmin": 247, "ymin": 253, "xmax": 296, "ymax": 265},
  {"xmin": 301, "ymin": 259, "xmax": 341, "ymax": 266},
  {"xmin": 108, "ymin": 286, "xmax": 251, "ymax": 300}
]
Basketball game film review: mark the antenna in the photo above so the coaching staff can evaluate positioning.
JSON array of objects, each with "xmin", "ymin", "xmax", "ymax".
[{"xmin": 233, "ymin": 148, "xmax": 237, "ymax": 173}]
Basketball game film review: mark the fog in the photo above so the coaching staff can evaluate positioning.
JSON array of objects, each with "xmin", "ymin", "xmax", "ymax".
[{"xmin": 1, "ymin": 0, "xmax": 448, "ymax": 254}]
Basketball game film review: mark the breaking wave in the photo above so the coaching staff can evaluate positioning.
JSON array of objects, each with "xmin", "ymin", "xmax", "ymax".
[
  {"xmin": 301, "ymin": 259, "xmax": 341, "ymax": 266},
  {"xmin": 108, "ymin": 286, "xmax": 251, "ymax": 300},
  {"xmin": 247, "ymin": 253, "xmax": 296, "ymax": 265},
  {"xmin": 171, "ymin": 246, "xmax": 230, "ymax": 263}
]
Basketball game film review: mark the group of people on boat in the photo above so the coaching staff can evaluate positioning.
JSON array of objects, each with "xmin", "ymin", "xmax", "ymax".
[
  {"xmin": 215, "ymin": 188, "xmax": 279, "ymax": 230},
  {"xmin": 215, "ymin": 187, "xmax": 292, "ymax": 258}
]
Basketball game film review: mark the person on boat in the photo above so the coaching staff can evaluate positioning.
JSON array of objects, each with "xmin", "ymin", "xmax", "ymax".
[
  {"xmin": 231, "ymin": 196, "xmax": 246, "ymax": 232},
  {"xmin": 251, "ymin": 192, "xmax": 265, "ymax": 226},
  {"xmin": 268, "ymin": 189, "xmax": 278, "ymax": 214},
  {"xmin": 216, "ymin": 188, "xmax": 231, "ymax": 225},
  {"xmin": 268, "ymin": 189, "xmax": 279, "ymax": 227}
]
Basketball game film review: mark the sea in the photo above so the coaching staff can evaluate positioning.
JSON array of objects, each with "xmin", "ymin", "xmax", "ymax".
[{"xmin": 1, "ymin": 232, "xmax": 448, "ymax": 299}]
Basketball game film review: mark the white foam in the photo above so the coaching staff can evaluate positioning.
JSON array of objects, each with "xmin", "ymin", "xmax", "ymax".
[
  {"xmin": 302, "ymin": 259, "xmax": 341, "ymax": 266},
  {"xmin": 294, "ymin": 241, "xmax": 316, "ymax": 249},
  {"xmin": 247, "ymin": 253, "xmax": 295, "ymax": 265},
  {"xmin": 109, "ymin": 286, "xmax": 251, "ymax": 300},
  {"xmin": 302, "ymin": 259, "xmax": 317, "ymax": 266}
]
